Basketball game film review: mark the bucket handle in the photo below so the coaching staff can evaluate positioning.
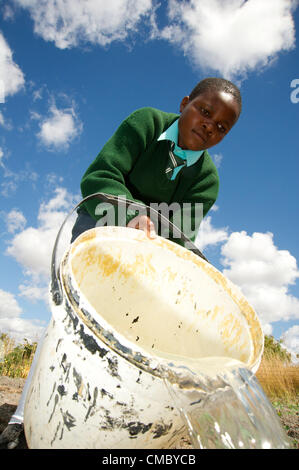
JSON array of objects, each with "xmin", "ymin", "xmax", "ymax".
[{"xmin": 51, "ymin": 192, "xmax": 208, "ymax": 306}]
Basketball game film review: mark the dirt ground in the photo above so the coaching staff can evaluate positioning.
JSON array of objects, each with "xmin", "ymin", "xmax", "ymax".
[
  {"xmin": 0, "ymin": 375, "xmax": 298, "ymax": 449},
  {"xmin": 0, "ymin": 376, "xmax": 28, "ymax": 449}
]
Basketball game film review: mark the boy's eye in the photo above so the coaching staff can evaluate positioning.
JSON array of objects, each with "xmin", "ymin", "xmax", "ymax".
[
  {"xmin": 200, "ymin": 107, "xmax": 209, "ymax": 116},
  {"xmin": 217, "ymin": 123, "xmax": 226, "ymax": 133}
]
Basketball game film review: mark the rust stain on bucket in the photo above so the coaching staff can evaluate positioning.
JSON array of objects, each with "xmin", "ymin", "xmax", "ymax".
[
  {"xmin": 155, "ymin": 236, "xmax": 263, "ymax": 369},
  {"xmin": 24, "ymin": 226, "xmax": 264, "ymax": 449}
]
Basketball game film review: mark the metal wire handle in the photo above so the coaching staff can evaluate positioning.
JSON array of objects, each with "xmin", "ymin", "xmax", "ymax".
[{"xmin": 51, "ymin": 192, "xmax": 208, "ymax": 305}]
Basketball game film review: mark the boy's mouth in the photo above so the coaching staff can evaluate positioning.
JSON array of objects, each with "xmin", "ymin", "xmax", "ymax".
[{"xmin": 192, "ymin": 129, "xmax": 207, "ymax": 143}]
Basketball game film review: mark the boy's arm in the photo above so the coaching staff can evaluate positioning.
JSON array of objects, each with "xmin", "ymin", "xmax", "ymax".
[{"xmin": 81, "ymin": 112, "xmax": 152, "ymax": 224}]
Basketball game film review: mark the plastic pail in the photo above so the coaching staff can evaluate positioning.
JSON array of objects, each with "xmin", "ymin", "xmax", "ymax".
[{"xmin": 24, "ymin": 226, "xmax": 263, "ymax": 449}]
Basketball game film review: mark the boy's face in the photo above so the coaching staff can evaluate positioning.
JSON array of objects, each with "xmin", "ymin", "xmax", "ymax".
[{"xmin": 178, "ymin": 90, "xmax": 240, "ymax": 151}]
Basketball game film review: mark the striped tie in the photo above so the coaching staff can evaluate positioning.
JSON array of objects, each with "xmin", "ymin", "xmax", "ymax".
[{"xmin": 165, "ymin": 143, "xmax": 186, "ymax": 180}]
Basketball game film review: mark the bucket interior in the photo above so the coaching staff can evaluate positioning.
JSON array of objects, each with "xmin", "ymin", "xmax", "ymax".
[{"xmin": 66, "ymin": 227, "xmax": 262, "ymax": 368}]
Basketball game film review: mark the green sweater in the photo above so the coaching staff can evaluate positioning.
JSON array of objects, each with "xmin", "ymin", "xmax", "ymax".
[{"xmin": 81, "ymin": 107, "xmax": 219, "ymax": 245}]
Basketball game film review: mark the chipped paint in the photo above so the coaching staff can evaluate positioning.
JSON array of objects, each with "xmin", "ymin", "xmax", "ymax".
[
  {"xmin": 72, "ymin": 368, "xmax": 84, "ymax": 397},
  {"xmin": 84, "ymin": 387, "xmax": 98, "ymax": 422},
  {"xmin": 66, "ymin": 227, "xmax": 262, "ymax": 372},
  {"xmin": 127, "ymin": 421, "xmax": 153, "ymax": 437},
  {"xmin": 24, "ymin": 225, "xmax": 264, "ymax": 449},
  {"xmin": 107, "ymin": 357, "xmax": 121, "ymax": 379},
  {"xmin": 152, "ymin": 421, "xmax": 173, "ymax": 439},
  {"xmin": 57, "ymin": 385, "xmax": 67, "ymax": 397},
  {"xmin": 48, "ymin": 394, "xmax": 59, "ymax": 423},
  {"xmin": 60, "ymin": 409, "xmax": 76, "ymax": 431}
]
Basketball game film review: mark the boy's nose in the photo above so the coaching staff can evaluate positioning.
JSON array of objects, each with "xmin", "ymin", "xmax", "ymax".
[{"xmin": 202, "ymin": 121, "xmax": 214, "ymax": 136}]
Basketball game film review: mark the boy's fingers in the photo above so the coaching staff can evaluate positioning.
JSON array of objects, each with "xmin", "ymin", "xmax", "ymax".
[
  {"xmin": 147, "ymin": 219, "xmax": 157, "ymax": 239},
  {"xmin": 138, "ymin": 216, "xmax": 156, "ymax": 239},
  {"xmin": 137, "ymin": 216, "xmax": 151, "ymax": 237},
  {"xmin": 127, "ymin": 215, "xmax": 156, "ymax": 239}
]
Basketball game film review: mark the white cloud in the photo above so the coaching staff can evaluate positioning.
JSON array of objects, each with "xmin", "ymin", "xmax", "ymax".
[
  {"xmin": 262, "ymin": 323, "xmax": 274, "ymax": 337},
  {"xmin": 0, "ymin": 147, "xmax": 4, "ymax": 167},
  {"xmin": 32, "ymin": 86, "xmax": 44, "ymax": 102},
  {"xmin": 5, "ymin": 209, "xmax": 27, "ymax": 233},
  {"xmin": 1, "ymin": 180, "xmax": 18, "ymax": 197},
  {"xmin": 2, "ymin": 4, "xmax": 16, "ymax": 21},
  {"xmin": 9, "ymin": 0, "xmax": 297, "ymax": 81},
  {"xmin": 6, "ymin": 187, "xmax": 80, "ymax": 304},
  {"xmin": 0, "ymin": 289, "xmax": 22, "ymax": 318},
  {"xmin": 45, "ymin": 172, "xmax": 64, "ymax": 188},
  {"xmin": 7, "ymin": 187, "xmax": 78, "ymax": 278},
  {"xmin": 161, "ymin": 0, "xmax": 297, "ymax": 79},
  {"xmin": 19, "ymin": 283, "xmax": 48, "ymax": 303},
  {"xmin": 0, "ymin": 111, "xmax": 13, "ymax": 130},
  {"xmin": 14, "ymin": 0, "xmax": 154, "ymax": 49},
  {"xmin": 281, "ymin": 325, "xmax": 299, "ymax": 363},
  {"xmin": 221, "ymin": 231, "xmax": 299, "ymax": 330},
  {"xmin": 1, "ymin": 161, "xmax": 38, "ymax": 197},
  {"xmin": 30, "ymin": 110, "xmax": 42, "ymax": 121},
  {"xmin": 0, "ymin": 289, "xmax": 44, "ymax": 343},
  {"xmin": 37, "ymin": 103, "xmax": 82, "ymax": 150},
  {"xmin": 0, "ymin": 31, "xmax": 25, "ymax": 101},
  {"xmin": 7, "ymin": 224, "xmax": 56, "ymax": 280},
  {"xmin": 195, "ymin": 215, "xmax": 228, "ymax": 251},
  {"xmin": 211, "ymin": 153, "xmax": 223, "ymax": 169}
]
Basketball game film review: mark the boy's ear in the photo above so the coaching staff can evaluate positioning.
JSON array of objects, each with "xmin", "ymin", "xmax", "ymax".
[{"xmin": 180, "ymin": 96, "xmax": 190, "ymax": 113}]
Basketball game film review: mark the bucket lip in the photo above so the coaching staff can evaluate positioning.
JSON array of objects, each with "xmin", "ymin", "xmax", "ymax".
[{"xmin": 61, "ymin": 226, "xmax": 264, "ymax": 378}]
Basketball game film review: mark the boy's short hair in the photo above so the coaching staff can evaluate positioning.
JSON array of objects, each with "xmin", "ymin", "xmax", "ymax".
[{"xmin": 189, "ymin": 77, "xmax": 242, "ymax": 115}]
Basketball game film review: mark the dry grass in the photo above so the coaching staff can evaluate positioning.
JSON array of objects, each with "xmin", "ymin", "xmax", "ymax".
[
  {"xmin": 255, "ymin": 354, "xmax": 299, "ymax": 448},
  {"xmin": 1, "ymin": 334, "xmax": 15, "ymax": 357},
  {"xmin": 0, "ymin": 334, "xmax": 37, "ymax": 379},
  {"xmin": 256, "ymin": 353, "xmax": 299, "ymax": 401}
]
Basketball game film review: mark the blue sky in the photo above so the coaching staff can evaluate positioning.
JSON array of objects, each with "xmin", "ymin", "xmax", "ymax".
[{"xmin": 0, "ymin": 0, "xmax": 298, "ymax": 361}]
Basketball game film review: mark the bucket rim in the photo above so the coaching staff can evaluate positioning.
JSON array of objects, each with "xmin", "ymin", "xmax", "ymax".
[{"xmin": 58, "ymin": 226, "xmax": 264, "ymax": 380}]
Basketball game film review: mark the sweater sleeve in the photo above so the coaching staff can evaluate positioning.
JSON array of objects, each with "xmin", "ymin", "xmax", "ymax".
[{"xmin": 81, "ymin": 109, "xmax": 156, "ymax": 224}]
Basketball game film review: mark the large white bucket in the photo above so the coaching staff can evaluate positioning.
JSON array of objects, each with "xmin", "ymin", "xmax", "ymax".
[{"xmin": 24, "ymin": 226, "xmax": 264, "ymax": 449}]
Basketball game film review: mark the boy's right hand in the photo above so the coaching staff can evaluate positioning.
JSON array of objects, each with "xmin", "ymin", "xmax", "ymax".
[{"xmin": 127, "ymin": 215, "xmax": 157, "ymax": 239}]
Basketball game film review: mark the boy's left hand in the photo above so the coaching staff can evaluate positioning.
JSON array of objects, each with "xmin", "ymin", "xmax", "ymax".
[{"xmin": 127, "ymin": 215, "xmax": 157, "ymax": 239}]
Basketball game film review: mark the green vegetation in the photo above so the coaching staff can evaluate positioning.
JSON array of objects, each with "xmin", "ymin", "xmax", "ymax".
[
  {"xmin": 263, "ymin": 334, "xmax": 292, "ymax": 362},
  {"xmin": 0, "ymin": 332, "xmax": 297, "ymax": 448},
  {"xmin": 256, "ymin": 335, "xmax": 299, "ymax": 449},
  {"xmin": 0, "ymin": 333, "xmax": 37, "ymax": 378}
]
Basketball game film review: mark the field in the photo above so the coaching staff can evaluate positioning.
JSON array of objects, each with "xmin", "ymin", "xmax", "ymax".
[
  {"xmin": 256, "ymin": 353, "xmax": 299, "ymax": 448},
  {"xmin": 0, "ymin": 334, "xmax": 298, "ymax": 449}
]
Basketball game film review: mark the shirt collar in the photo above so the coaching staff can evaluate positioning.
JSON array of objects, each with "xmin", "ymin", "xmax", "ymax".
[{"xmin": 157, "ymin": 119, "xmax": 204, "ymax": 167}]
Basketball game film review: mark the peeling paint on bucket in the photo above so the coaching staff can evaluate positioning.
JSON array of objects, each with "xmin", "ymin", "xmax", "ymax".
[{"xmin": 24, "ymin": 226, "xmax": 264, "ymax": 449}]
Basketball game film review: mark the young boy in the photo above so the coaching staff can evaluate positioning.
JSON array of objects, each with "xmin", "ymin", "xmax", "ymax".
[
  {"xmin": 0, "ymin": 77, "xmax": 241, "ymax": 449},
  {"xmin": 72, "ymin": 77, "xmax": 241, "ymax": 245}
]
